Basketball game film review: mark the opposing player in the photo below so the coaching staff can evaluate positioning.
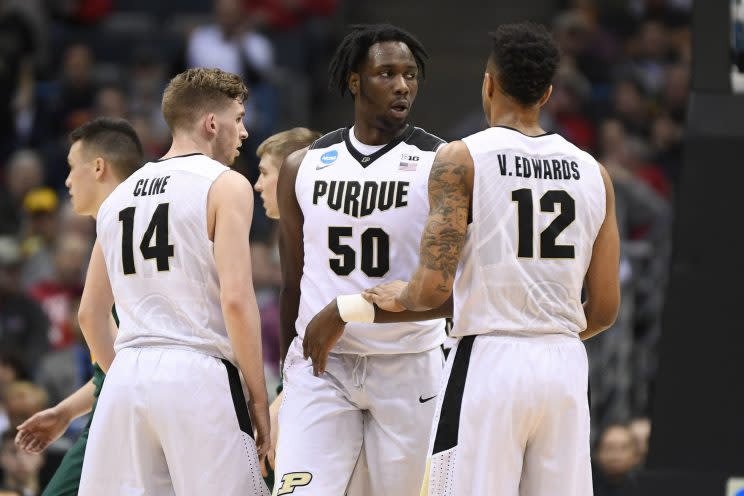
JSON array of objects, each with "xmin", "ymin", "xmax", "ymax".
[
  {"xmin": 77, "ymin": 68, "xmax": 270, "ymax": 495},
  {"xmin": 273, "ymin": 24, "xmax": 450, "ymax": 495},
  {"xmin": 15, "ymin": 117, "xmax": 143, "ymax": 496},
  {"xmin": 365, "ymin": 22, "xmax": 620, "ymax": 495}
]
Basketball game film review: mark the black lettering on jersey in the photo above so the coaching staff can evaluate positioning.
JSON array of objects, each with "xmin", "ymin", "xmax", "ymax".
[
  {"xmin": 379, "ymin": 182, "xmax": 395, "ymax": 211},
  {"xmin": 395, "ymin": 182, "xmax": 409, "ymax": 208},
  {"xmin": 312, "ymin": 181, "xmax": 328, "ymax": 204},
  {"xmin": 551, "ymin": 160, "xmax": 562, "ymax": 180},
  {"xmin": 133, "ymin": 176, "xmax": 170, "ymax": 197},
  {"xmin": 561, "ymin": 160, "xmax": 571, "ymax": 180},
  {"xmin": 522, "ymin": 156, "xmax": 532, "ymax": 178},
  {"xmin": 328, "ymin": 181, "xmax": 345, "ymax": 211},
  {"xmin": 571, "ymin": 161, "xmax": 580, "ymax": 179},
  {"xmin": 543, "ymin": 161, "xmax": 553, "ymax": 179},
  {"xmin": 514, "ymin": 156, "xmax": 522, "ymax": 177},
  {"xmin": 343, "ymin": 181, "xmax": 361, "ymax": 217},
  {"xmin": 533, "ymin": 160, "xmax": 543, "ymax": 179},
  {"xmin": 498, "ymin": 154, "xmax": 508, "ymax": 176},
  {"xmin": 311, "ymin": 180, "xmax": 409, "ymax": 218},
  {"xmin": 360, "ymin": 182, "xmax": 378, "ymax": 217}
]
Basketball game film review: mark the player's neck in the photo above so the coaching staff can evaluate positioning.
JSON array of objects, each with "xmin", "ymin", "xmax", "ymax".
[
  {"xmin": 489, "ymin": 105, "xmax": 545, "ymax": 137},
  {"xmin": 90, "ymin": 181, "xmax": 119, "ymax": 220},
  {"xmin": 161, "ymin": 135, "xmax": 212, "ymax": 161},
  {"xmin": 352, "ymin": 119, "xmax": 407, "ymax": 146}
]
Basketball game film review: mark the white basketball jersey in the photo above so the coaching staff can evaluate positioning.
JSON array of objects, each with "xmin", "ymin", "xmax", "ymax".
[
  {"xmin": 96, "ymin": 154, "xmax": 236, "ymax": 362},
  {"xmin": 452, "ymin": 127, "xmax": 606, "ymax": 338},
  {"xmin": 295, "ymin": 126, "xmax": 447, "ymax": 355}
]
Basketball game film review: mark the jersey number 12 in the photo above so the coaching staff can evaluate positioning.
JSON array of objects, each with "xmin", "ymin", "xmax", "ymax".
[{"xmin": 118, "ymin": 203, "xmax": 174, "ymax": 274}]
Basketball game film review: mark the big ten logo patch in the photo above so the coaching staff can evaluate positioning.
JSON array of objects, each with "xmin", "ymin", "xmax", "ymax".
[{"xmin": 276, "ymin": 472, "xmax": 312, "ymax": 495}]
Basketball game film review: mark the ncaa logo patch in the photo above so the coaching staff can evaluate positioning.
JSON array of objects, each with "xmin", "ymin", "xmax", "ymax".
[{"xmin": 320, "ymin": 150, "xmax": 338, "ymax": 165}]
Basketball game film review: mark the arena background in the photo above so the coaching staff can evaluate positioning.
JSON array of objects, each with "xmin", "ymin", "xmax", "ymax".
[{"xmin": 0, "ymin": 0, "xmax": 740, "ymax": 494}]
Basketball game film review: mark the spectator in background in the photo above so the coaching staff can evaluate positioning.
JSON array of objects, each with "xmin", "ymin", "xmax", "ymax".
[
  {"xmin": 49, "ymin": 44, "xmax": 98, "ymax": 137},
  {"xmin": 187, "ymin": 0, "xmax": 276, "ymax": 137},
  {"xmin": 1, "ymin": 382, "xmax": 47, "ymax": 436},
  {"xmin": 0, "ymin": 431, "xmax": 43, "ymax": 496},
  {"xmin": 628, "ymin": 417, "xmax": 651, "ymax": 467},
  {"xmin": 36, "ymin": 297, "xmax": 92, "ymax": 408},
  {"xmin": 0, "ymin": 151, "xmax": 45, "ymax": 236},
  {"xmin": 93, "ymin": 86, "xmax": 127, "ymax": 120},
  {"xmin": 0, "ymin": 237, "xmax": 49, "ymax": 376},
  {"xmin": 28, "ymin": 234, "xmax": 88, "ymax": 351},
  {"xmin": 0, "ymin": 1, "xmax": 37, "ymax": 164},
  {"xmin": 593, "ymin": 423, "xmax": 640, "ymax": 496},
  {"xmin": 19, "ymin": 188, "xmax": 59, "ymax": 289}
]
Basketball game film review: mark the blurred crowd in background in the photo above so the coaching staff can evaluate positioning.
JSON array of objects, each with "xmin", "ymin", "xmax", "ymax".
[{"xmin": 0, "ymin": 0, "xmax": 688, "ymax": 493}]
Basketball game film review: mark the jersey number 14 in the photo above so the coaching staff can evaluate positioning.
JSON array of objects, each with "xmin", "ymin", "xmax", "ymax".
[{"xmin": 118, "ymin": 203, "xmax": 174, "ymax": 275}]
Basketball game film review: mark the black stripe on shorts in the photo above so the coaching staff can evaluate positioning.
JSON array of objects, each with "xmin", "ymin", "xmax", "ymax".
[
  {"xmin": 221, "ymin": 359, "xmax": 255, "ymax": 439},
  {"xmin": 432, "ymin": 335, "xmax": 476, "ymax": 455}
]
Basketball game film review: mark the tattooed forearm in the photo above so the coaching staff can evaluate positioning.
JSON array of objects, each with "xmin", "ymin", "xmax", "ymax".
[
  {"xmin": 403, "ymin": 152, "xmax": 471, "ymax": 310},
  {"xmin": 420, "ymin": 160, "xmax": 470, "ymax": 285}
]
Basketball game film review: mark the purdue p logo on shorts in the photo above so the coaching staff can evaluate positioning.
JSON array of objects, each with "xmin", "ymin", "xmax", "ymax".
[{"xmin": 276, "ymin": 472, "xmax": 312, "ymax": 495}]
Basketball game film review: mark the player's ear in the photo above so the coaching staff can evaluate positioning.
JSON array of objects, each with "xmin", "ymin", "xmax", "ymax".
[
  {"xmin": 538, "ymin": 84, "xmax": 553, "ymax": 108},
  {"xmin": 348, "ymin": 73, "xmax": 360, "ymax": 97},
  {"xmin": 205, "ymin": 113, "xmax": 218, "ymax": 137},
  {"xmin": 93, "ymin": 157, "xmax": 106, "ymax": 181},
  {"xmin": 483, "ymin": 71, "xmax": 495, "ymax": 99}
]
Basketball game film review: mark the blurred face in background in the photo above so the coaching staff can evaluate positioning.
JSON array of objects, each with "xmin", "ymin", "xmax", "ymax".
[
  {"xmin": 0, "ymin": 436, "xmax": 43, "ymax": 484},
  {"xmin": 53, "ymin": 234, "xmax": 89, "ymax": 287},
  {"xmin": 254, "ymin": 153, "xmax": 281, "ymax": 219},
  {"xmin": 596, "ymin": 425, "xmax": 638, "ymax": 479},
  {"xmin": 7, "ymin": 152, "xmax": 43, "ymax": 204}
]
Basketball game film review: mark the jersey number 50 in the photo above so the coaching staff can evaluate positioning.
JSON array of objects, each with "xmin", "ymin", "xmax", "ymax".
[{"xmin": 328, "ymin": 227, "xmax": 389, "ymax": 277}]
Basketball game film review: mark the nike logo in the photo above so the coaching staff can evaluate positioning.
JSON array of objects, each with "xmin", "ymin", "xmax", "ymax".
[
  {"xmin": 419, "ymin": 395, "xmax": 437, "ymax": 403},
  {"xmin": 316, "ymin": 163, "xmax": 333, "ymax": 170}
]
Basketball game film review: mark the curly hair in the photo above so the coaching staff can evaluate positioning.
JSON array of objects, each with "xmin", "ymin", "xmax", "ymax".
[
  {"xmin": 489, "ymin": 22, "xmax": 560, "ymax": 105},
  {"xmin": 329, "ymin": 23, "xmax": 428, "ymax": 98},
  {"xmin": 161, "ymin": 68, "xmax": 249, "ymax": 132}
]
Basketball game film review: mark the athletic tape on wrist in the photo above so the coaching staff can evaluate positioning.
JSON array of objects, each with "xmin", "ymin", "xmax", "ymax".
[{"xmin": 336, "ymin": 294, "xmax": 375, "ymax": 324}]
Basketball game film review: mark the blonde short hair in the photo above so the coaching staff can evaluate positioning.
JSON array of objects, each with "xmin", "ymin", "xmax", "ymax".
[
  {"xmin": 257, "ymin": 127, "xmax": 322, "ymax": 163},
  {"xmin": 162, "ymin": 68, "xmax": 248, "ymax": 132}
]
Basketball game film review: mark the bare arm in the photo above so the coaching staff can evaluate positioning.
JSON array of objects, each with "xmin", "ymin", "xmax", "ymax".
[
  {"xmin": 580, "ymin": 164, "xmax": 621, "ymax": 340},
  {"xmin": 209, "ymin": 170, "xmax": 270, "ymax": 456},
  {"xmin": 396, "ymin": 141, "xmax": 473, "ymax": 311},
  {"xmin": 78, "ymin": 241, "xmax": 116, "ymax": 372},
  {"xmin": 16, "ymin": 380, "xmax": 96, "ymax": 454},
  {"xmin": 277, "ymin": 148, "xmax": 306, "ymax": 366}
]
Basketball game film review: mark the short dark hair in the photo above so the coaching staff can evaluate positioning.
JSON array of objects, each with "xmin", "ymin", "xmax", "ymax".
[
  {"xmin": 489, "ymin": 22, "xmax": 560, "ymax": 106},
  {"xmin": 70, "ymin": 117, "xmax": 144, "ymax": 180},
  {"xmin": 329, "ymin": 23, "xmax": 428, "ymax": 98}
]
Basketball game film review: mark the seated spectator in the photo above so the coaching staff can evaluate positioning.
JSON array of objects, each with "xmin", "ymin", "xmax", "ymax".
[
  {"xmin": 0, "ymin": 150, "xmax": 44, "ymax": 237},
  {"xmin": 2, "ymin": 382, "xmax": 47, "ymax": 436},
  {"xmin": 28, "ymin": 234, "xmax": 89, "ymax": 350},
  {"xmin": 0, "ymin": 237, "xmax": 49, "ymax": 376},
  {"xmin": 20, "ymin": 188, "xmax": 59, "ymax": 289},
  {"xmin": 0, "ymin": 431, "xmax": 43, "ymax": 496},
  {"xmin": 593, "ymin": 423, "xmax": 640, "ymax": 496},
  {"xmin": 628, "ymin": 417, "xmax": 651, "ymax": 468}
]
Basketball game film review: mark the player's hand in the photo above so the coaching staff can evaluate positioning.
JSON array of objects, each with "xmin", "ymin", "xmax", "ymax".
[
  {"xmin": 363, "ymin": 280, "xmax": 408, "ymax": 312},
  {"xmin": 260, "ymin": 393, "xmax": 282, "ymax": 477},
  {"xmin": 15, "ymin": 406, "xmax": 71, "ymax": 454},
  {"xmin": 250, "ymin": 401, "xmax": 271, "ymax": 466},
  {"xmin": 303, "ymin": 300, "xmax": 346, "ymax": 375}
]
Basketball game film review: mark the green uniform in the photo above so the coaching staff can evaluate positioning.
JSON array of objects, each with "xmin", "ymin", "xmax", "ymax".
[{"xmin": 41, "ymin": 363, "xmax": 105, "ymax": 496}]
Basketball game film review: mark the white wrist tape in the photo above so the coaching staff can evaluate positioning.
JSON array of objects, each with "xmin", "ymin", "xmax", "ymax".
[{"xmin": 336, "ymin": 294, "xmax": 375, "ymax": 324}]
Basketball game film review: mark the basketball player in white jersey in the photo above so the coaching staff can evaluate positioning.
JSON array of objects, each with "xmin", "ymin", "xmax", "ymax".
[
  {"xmin": 366, "ymin": 22, "xmax": 621, "ymax": 495},
  {"xmin": 77, "ymin": 68, "xmax": 271, "ymax": 495},
  {"xmin": 272, "ymin": 24, "xmax": 451, "ymax": 495}
]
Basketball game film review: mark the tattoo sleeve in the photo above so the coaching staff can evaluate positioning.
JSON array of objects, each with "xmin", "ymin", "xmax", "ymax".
[{"xmin": 402, "ymin": 152, "xmax": 471, "ymax": 310}]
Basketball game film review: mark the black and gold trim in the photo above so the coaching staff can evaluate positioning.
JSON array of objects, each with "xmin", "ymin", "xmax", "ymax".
[
  {"xmin": 221, "ymin": 359, "xmax": 254, "ymax": 438},
  {"xmin": 432, "ymin": 335, "xmax": 476, "ymax": 455}
]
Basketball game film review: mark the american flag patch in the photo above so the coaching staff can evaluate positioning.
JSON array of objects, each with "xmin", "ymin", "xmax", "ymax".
[{"xmin": 399, "ymin": 153, "xmax": 419, "ymax": 171}]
